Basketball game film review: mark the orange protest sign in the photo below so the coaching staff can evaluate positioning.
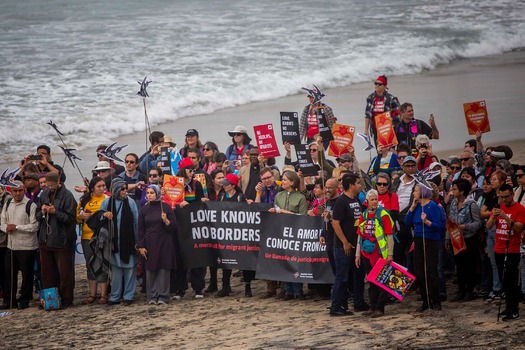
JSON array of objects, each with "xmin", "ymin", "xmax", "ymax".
[
  {"xmin": 162, "ymin": 175, "xmax": 185, "ymax": 208},
  {"xmin": 328, "ymin": 123, "xmax": 355, "ymax": 157},
  {"xmin": 446, "ymin": 220, "xmax": 466, "ymax": 255},
  {"xmin": 374, "ymin": 112, "xmax": 398, "ymax": 148},
  {"xmin": 463, "ymin": 100, "xmax": 490, "ymax": 135}
]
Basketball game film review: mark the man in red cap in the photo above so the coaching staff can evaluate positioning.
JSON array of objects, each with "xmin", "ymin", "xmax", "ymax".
[{"xmin": 364, "ymin": 75, "xmax": 400, "ymax": 147}]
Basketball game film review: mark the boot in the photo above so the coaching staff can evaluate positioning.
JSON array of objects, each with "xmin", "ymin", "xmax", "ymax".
[
  {"xmin": 245, "ymin": 283, "xmax": 253, "ymax": 298},
  {"xmin": 205, "ymin": 267, "xmax": 218, "ymax": 293}
]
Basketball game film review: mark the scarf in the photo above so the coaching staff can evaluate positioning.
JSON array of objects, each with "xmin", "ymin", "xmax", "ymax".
[{"xmin": 108, "ymin": 196, "xmax": 135, "ymax": 264}]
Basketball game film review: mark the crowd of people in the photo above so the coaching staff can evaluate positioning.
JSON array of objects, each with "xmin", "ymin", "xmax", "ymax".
[{"xmin": 0, "ymin": 76, "xmax": 524, "ymax": 323}]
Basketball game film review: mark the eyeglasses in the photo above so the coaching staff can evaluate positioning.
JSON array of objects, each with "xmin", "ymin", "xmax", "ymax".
[
  {"xmin": 125, "ymin": 160, "xmax": 136, "ymax": 164},
  {"xmin": 460, "ymin": 158, "xmax": 471, "ymax": 162},
  {"xmin": 517, "ymin": 174, "xmax": 525, "ymax": 178},
  {"xmin": 376, "ymin": 182, "xmax": 389, "ymax": 187},
  {"xmin": 310, "ymin": 149, "xmax": 318, "ymax": 153},
  {"xmin": 450, "ymin": 166, "xmax": 461, "ymax": 170},
  {"xmin": 374, "ymin": 82, "xmax": 384, "ymax": 86},
  {"xmin": 149, "ymin": 174, "xmax": 158, "ymax": 178},
  {"xmin": 261, "ymin": 176, "xmax": 273, "ymax": 181}
]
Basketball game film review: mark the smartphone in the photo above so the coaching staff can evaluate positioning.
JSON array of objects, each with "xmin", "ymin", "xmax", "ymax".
[{"xmin": 29, "ymin": 155, "xmax": 41, "ymax": 161}]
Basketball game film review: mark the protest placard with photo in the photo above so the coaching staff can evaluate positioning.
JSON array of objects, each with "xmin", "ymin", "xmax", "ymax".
[{"xmin": 367, "ymin": 258, "xmax": 415, "ymax": 301}]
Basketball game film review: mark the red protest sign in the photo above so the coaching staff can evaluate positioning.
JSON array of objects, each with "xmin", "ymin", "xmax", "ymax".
[
  {"xmin": 374, "ymin": 112, "xmax": 398, "ymax": 148},
  {"xmin": 463, "ymin": 100, "xmax": 490, "ymax": 135},
  {"xmin": 253, "ymin": 124, "xmax": 280, "ymax": 158},
  {"xmin": 162, "ymin": 175, "xmax": 185, "ymax": 209},
  {"xmin": 446, "ymin": 220, "xmax": 467, "ymax": 255},
  {"xmin": 328, "ymin": 123, "xmax": 355, "ymax": 157}
]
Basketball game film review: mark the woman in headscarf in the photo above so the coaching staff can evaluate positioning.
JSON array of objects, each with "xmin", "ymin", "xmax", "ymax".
[
  {"xmin": 76, "ymin": 176, "xmax": 109, "ymax": 304},
  {"xmin": 137, "ymin": 185, "xmax": 177, "ymax": 305},
  {"xmin": 100, "ymin": 178, "xmax": 139, "ymax": 306}
]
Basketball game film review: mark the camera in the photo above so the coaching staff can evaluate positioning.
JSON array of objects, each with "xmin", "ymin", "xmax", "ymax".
[
  {"xmin": 29, "ymin": 155, "xmax": 42, "ymax": 161},
  {"xmin": 420, "ymin": 143, "xmax": 428, "ymax": 149}
]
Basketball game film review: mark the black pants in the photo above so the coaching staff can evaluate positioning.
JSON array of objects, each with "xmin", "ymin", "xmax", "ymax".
[
  {"xmin": 364, "ymin": 258, "xmax": 389, "ymax": 312},
  {"xmin": 453, "ymin": 235, "xmax": 479, "ymax": 294},
  {"xmin": 0, "ymin": 247, "xmax": 7, "ymax": 301},
  {"xmin": 495, "ymin": 252, "xmax": 520, "ymax": 313},
  {"xmin": 394, "ymin": 222, "xmax": 413, "ymax": 271},
  {"xmin": 170, "ymin": 267, "xmax": 205, "ymax": 293},
  {"xmin": 414, "ymin": 237, "xmax": 440, "ymax": 307},
  {"xmin": 4, "ymin": 249, "xmax": 37, "ymax": 306}
]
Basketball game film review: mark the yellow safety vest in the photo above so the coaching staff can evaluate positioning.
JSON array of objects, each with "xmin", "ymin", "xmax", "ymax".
[{"xmin": 359, "ymin": 207, "xmax": 393, "ymax": 259}]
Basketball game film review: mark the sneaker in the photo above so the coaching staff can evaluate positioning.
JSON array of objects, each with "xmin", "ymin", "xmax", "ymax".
[
  {"xmin": 156, "ymin": 300, "xmax": 167, "ymax": 305},
  {"xmin": 502, "ymin": 313, "xmax": 520, "ymax": 321},
  {"xmin": 172, "ymin": 291, "xmax": 185, "ymax": 300},
  {"xmin": 195, "ymin": 291, "xmax": 204, "ymax": 299},
  {"xmin": 123, "ymin": 300, "xmax": 133, "ymax": 306},
  {"xmin": 483, "ymin": 290, "xmax": 500, "ymax": 302},
  {"xmin": 148, "ymin": 300, "xmax": 157, "ymax": 305}
]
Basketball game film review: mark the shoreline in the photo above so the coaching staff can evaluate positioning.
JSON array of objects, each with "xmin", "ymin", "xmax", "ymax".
[{"xmin": 3, "ymin": 50, "xmax": 525, "ymax": 187}]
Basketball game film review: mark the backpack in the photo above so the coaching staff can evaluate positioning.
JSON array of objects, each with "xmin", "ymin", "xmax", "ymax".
[{"xmin": 5, "ymin": 198, "xmax": 34, "ymax": 217}]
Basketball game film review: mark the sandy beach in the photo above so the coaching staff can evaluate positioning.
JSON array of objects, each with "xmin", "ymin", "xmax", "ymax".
[{"xmin": 1, "ymin": 52, "xmax": 525, "ymax": 349}]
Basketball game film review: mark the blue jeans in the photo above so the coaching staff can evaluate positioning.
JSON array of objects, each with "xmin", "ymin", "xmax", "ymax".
[
  {"xmin": 331, "ymin": 248, "xmax": 351, "ymax": 310},
  {"xmin": 486, "ymin": 226, "xmax": 501, "ymax": 292},
  {"xmin": 110, "ymin": 265, "xmax": 137, "ymax": 302}
]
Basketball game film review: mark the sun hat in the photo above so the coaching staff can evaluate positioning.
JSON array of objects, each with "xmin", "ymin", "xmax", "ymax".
[
  {"xmin": 228, "ymin": 125, "xmax": 248, "ymax": 136},
  {"xmin": 92, "ymin": 161, "xmax": 115, "ymax": 174}
]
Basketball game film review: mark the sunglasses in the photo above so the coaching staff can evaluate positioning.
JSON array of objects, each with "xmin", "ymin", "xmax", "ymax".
[
  {"xmin": 149, "ymin": 174, "xmax": 158, "ymax": 178},
  {"xmin": 450, "ymin": 166, "xmax": 461, "ymax": 170},
  {"xmin": 125, "ymin": 160, "xmax": 136, "ymax": 164},
  {"xmin": 186, "ymin": 169, "xmax": 196, "ymax": 173},
  {"xmin": 460, "ymin": 158, "xmax": 471, "ymax": 161},
  {"xmin": 233, "ymin": 133, "xmax": 243, "ymax": 136},
  {"xmin": 203, "ymin": 148, "xmax": 211, "ymax": 151},
  {"xmin": 376, "ymin": 182, "xmax": 389, "ymax": 187},
  {"xmin": 516, "ymin": 174, "xmax": 525, "ymax": 178},
  {"xmin": 310, "ymin": 149, "xmax": 318, "ymax": 153},
  {"xmin": 120, "ymin": 187, "xmax": 128, "ymax": 191},
  {"xmin": 374, "ymin": 82, "xmax": 384, "ymax": 86}
]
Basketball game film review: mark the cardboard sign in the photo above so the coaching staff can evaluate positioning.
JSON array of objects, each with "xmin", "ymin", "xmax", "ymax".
[
  {"xmin": 194, "ymin": 173, "xmax": 208, "ymax": 198},
  {"xmin": 158, "ymin": 147, "xmax": 172, "ymax": 175},
  {"xmin": 463, "ymin": 100, "xmax": 490, "ymax": 135},
  {"xmin": 162, "ymin": 175, "xmax": 185, "ymax": 208},
  {"xmin": 374, "ymin": 112, "xmax": 398, "ymax": 147},
  {"xmin": 367, "ymin": 258, "xmax": 415, "ymax": 301},
  {"xmin": 254, "ymin": 124, "xmax": 281, "ymax": 158},
  {"xmin": 294, "ymin": 144, "xmax": 318, "ymax": 176},
  {"xmin": 446, "ymin": 219, "xmax": 467, "ymax": 255},
  {"xmin": 316, "ymin": 108, "xmax": 334, "ymax": 142},
  {"xmin": 328, "ymin": 124, "xmax": 355, "ymax": 157},
  {"xmin": 280, "ymin": 112, "xmax": 301, "ymax": 144}
]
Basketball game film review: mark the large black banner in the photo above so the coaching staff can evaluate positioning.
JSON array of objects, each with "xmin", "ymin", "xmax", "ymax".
[
  {"xmin": 256, "ymin": 212, "xmax": 334, "ymax": 284},
  {"xmin": 280, "ymin": 111, "xmax": 301, "ymax": 144},
  {"xmin": 175, "ymin": 201, "xmax": 270, "ymax": 269}
]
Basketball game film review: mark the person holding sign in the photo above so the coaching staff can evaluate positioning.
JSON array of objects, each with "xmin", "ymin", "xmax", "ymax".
[
  {"xmin": 486, "ymin": 184, "xmax": 525, "ymax": 321},
  {"xmin": 405, "ymin": 182, "xmax": 446, "ymax": 312},
  {"xmin": 299, "ymin": 86, "xmax": 336, "ymax": 149},
  {"xmin": 137, "ymin": 185, "xmax": 177, "ymax": 305},
  {"xmin": 225, "ymin": 125, "xmax": 255, "ymax": 170},
  {"xmin": 355, "ymin": 189, "xmax": 395, "ymax": 317},
  {"xmin": 364, "ymin": 75, "xmax": 400, "ymax": 146},
  {"xmin": 269, "ymin": 171, "xmax": 308, "ymax": 300},
  {"xmin": 446, "ymin": 179, "xmax": 482, "ymax": 302}
]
